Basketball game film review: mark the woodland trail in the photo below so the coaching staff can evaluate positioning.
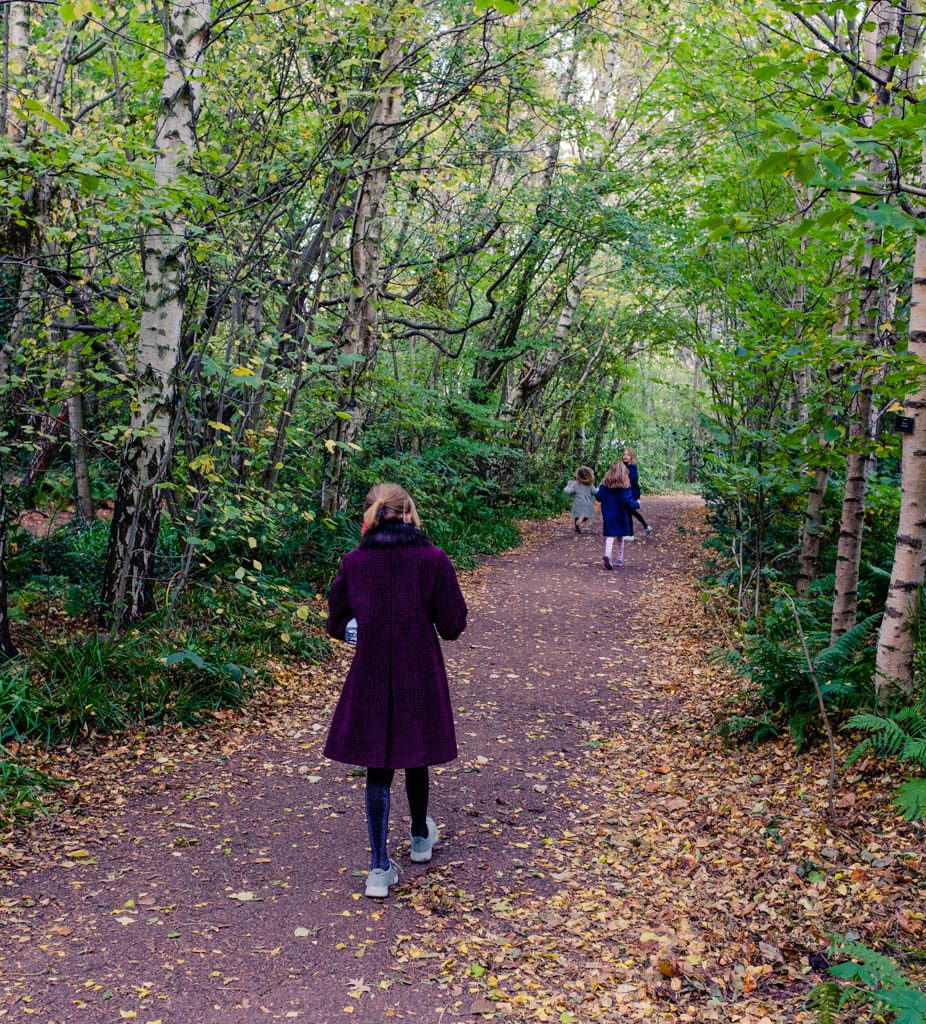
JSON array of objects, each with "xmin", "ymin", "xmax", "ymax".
[{"xmin": 5, "ymin": 495, "xmax": 912, "ymax": 1024}]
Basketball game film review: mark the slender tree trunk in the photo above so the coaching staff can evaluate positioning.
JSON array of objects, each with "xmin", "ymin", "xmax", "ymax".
[
  {"xmin": 830, "ymin": 293, "xmax": 878, "ymax": 641},
  {"xmin": 261, "ymin": 176, "xmax": 348, "ymax": 493},
  {"xmin": 505, "ymin": 28, "xmax": 619, "ymax": 422},
  {"xmin": 796, "ymin": 468, "xmax": 830, "ymax": 599},
  {"xmin": 470, "ymin": 42, "xmax": 581, "ymax": 404},
  {"xmin": 874, "ymin": 145, "xmax": 926, "ymax": 693},
  {"xmin": 2, "ymin": 1, "xmax": 29, "ymax": 141},
  {"xmin": 100, "ymin": 0, "xmax": 210, "ymax": 623},
  {"xmin": 65, "ymin": 345, "xmax": 94, "ymax": 526},
  {"xmin": 0, "ymin": 463, "xmax": 16, "ymax": 658},
  {"xmin": 688, "ymin": 354, "xmax": 700, "ymax": 483},
  {"xmin": 796, "ymin": 258, "xmax": 851, "ymax": 600},
  {"xmin": 320, "ymin": 34, "xmax": 404, "ymax": 514},
  {"xmin": 830, "ymin": 2, "xmax": 897, "ymax": 640},
  {"xmin": 506, "ymin": 267, "xmax": 586, "ymax": 419}
]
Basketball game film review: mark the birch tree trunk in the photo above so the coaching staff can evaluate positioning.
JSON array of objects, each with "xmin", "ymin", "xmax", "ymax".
[
  {"xmin": 320, "ymin": 34, "xmax": 404, "ymax": 514},
  {"xmin": 830, "ymin": 275, "xmax": 879, "ymax": 640},
  {"xmin": 0, "ymin": 466, "xmax": 16, "ymax": 659},
  {"xmin": 2, "ymin": 1, "xmax": 29, "ymax": 141},
  {"xmin": 66, "ymin": 345, "xmax": 94, "ymax": 526},
  {"xmin": 100, "ymin": 0, "xmax": 210, "ymax": 623},
  {"xmin": 874, "ymin": 144, "xmax": 926, "ymax": 693},
  {"xmin": 830, "ymin": 1, "xmax": 897, "ymax": 640},
  {"xmin": 796, "ymin": 467, "xmax": 830, "ymax": 599},
  {"xmin": 0, "ymin": 0, "xmax": 23, "ymax": 658},
  {"xmin": 796, "ymin": 259, "xmax": 850, "ymax": 600}
]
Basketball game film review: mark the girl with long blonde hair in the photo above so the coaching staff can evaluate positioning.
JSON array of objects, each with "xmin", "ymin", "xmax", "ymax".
[{"xmin": 325, "ymin": 483, "xmax": 468, "ymax": 898}]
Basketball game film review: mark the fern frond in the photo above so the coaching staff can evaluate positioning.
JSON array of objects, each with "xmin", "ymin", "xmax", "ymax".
[
  {"xmin": 807, "ymin": 980, "xmax": 841, "ymax": 1024},
  {"xmin": 844, "ymin": 736, "xmax": 875, "ymax": 769},
  {"xmin": 813, "ymin": 615, "xmax": 879, "ymax": 682},
  {"xmin": 846, "ymin": 713, "xmax": 909, "ymax": 757},
  {"xmin": 895, "ymin": 778, "xmax": 926, "ymax": 821},
  {"xmin": 893, "ymin": 705, "xmax": 926, "ymax": 739},
  {"xmin": 901, "ymin": 736, "xmax": 926, "ymax": 770}
]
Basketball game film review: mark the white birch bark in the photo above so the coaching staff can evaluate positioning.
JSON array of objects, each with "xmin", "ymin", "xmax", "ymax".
[
  {"xmin": 875, "ymin": 142, "xmax": 926, "ymax": 693},
  {"xmin": 101, "ymin": 0, "xmax": 210, "ymax": 622},
  {"xmin": 830, "ymin": 1, "xmax": 898, "ymax": 640},
  {"xmin": 3, "ymin": 1, "xmax": 29, "ymax": 141}
]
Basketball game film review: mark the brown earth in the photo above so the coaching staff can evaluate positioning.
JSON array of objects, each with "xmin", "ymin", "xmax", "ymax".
[{"xmin": 1, "ymin": 496, "xmax": 922, "ymax": 1023}]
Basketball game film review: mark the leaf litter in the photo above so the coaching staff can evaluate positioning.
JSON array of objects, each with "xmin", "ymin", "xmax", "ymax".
[{"xmin": 0, "ymin": 499, "xmax": 922, "ymax": 1021}]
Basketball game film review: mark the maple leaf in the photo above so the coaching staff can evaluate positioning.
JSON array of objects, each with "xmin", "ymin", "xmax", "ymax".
[{"xmin": 346, "ymin": 977, "xmax": 371, "ymax": 1000}]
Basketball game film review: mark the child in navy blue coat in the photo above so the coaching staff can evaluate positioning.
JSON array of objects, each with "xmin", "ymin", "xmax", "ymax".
[
  {"xmin": 595, "ymin": 461, "xmax": 640, "ymax": 570},
  {"xmin": 623, "ymin": 448, "xmax": 652, "ymax": 537}
]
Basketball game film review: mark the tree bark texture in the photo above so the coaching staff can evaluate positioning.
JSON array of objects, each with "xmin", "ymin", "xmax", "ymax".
[
  {"xmin": 829, "ymin": 281, "xmax": 879, "ymax": 641},
  {"xmin": 101, "ymin": 0, "xmax": 210, "ymax": 623},
  {"xmin": 0, "ymin": 463, "xmax": 17, "ymax": 659},
  {"xmin": 796, "ymin": 467, "xmax": 830, "ymax": 599},
  {"xmin": 830, "ymin": 1, "xmax": 898, "ymax": 641},
  {"xmin": 2, "ymin": 1, "xmax": 29, "ymax": 141},
  {"xmin": 874, "ymin": 147, "xmax": 926, "ymax": 693},
  {"xmin": 66, "ymin": 345, "xmax": 94, "ymax": 526},
  {"xmin": 321, "ymin": 35, "xmax": 404, "ymax": 514}
]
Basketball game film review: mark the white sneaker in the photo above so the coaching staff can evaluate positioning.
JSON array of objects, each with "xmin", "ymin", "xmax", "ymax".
[
  {"xmin": 365, "ymin": 858, "xmax": 400, "ymax": 898},
  {"xmin": 410, "ymin": 817, "xmax": 439, "ymax": 863},
  {"xmin": 615, "ymin": 558, "xmax": 624, "ymax": 567},
  {"xmin": 643, "ymin": 526, "xmax": 653, "ymax": 537},
  {"xmin": 625, "ymin": 535, "xmax": 636, "ymax": 542}
]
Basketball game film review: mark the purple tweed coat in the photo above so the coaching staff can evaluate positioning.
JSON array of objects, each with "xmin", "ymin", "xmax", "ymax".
[{"xmin": 324, "ymin": 523, "xmax": 468, "ymax": 769}]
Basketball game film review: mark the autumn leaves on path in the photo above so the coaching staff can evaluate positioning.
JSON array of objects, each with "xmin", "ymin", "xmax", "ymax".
[{"xmin": 2, "ymin": 498, "xmax": 921, "ymax": 1023}]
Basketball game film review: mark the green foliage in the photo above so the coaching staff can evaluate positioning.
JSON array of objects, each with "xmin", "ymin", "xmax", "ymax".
[
  {"xmin": 0, "ymin": 633, "xmax": 255, "ymax": 749},
  {"xmin": 723, "ymin": 597, "xmax": 878, "ymax": 749},
  {"xmin": 846, "ymin": 698, "xmax": 926, "ymax": 820},
  {"xmin": 810, "ymin": 937, "xmax": 926, "ymax": 1024},
  {"xmin": 0, "ymin": 754, "xmax": 68, "ymax": 827}
]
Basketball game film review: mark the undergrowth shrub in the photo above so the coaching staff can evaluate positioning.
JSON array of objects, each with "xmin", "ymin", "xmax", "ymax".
[
  {"xmin": 721, "ymin": 593, "xmax": 878, "ymax": 749},
  {"xmin": 0, "ymin": 633, "xmax": 267, "ymax": 754},
  {"xmin": 846, "ymin": 697, "xmax": 926, "ymax": 820},
  {"xmin": 809, "ymin": 936, "xmax": 926, "ymax": 1024},
  {"xmin": 0, "ymin": 755, "xmax": 68, "ymax": 827}
]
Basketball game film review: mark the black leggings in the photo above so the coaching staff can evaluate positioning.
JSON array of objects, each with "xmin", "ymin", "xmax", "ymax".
[
  {"xmin": 630, "ymin": 507, "xmax": 648, "ymax": 529},
  {"xmin": 365, "ymin": 767, "xmax": 429, "ymax": 871}
]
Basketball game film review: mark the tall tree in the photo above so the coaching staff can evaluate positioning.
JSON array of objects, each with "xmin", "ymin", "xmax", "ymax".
[
  {"xmin": 100, "ymin": 0, "xmax": 211, "ymax": 623},
  {"xmin": 875, "ymin": 139, "xmax": 926, "ymax": 694}
]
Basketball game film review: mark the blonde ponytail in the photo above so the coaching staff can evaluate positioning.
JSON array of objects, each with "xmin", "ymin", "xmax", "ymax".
[{"xmin": 362, "ymin": 483, "xmax": 420, "ymax": 531}]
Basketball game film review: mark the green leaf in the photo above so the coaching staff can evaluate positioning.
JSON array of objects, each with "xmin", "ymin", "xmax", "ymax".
[
  {"xmin": 494, "ymin": 0, "xmax": 518, "ymax": 11},
  {"xmin": 22, "ymin": 97, "xmax": 68, "ymax": 133},
  {"xmin": 895, "ymin": 779, "xmax": 926, "ymax": 821}
]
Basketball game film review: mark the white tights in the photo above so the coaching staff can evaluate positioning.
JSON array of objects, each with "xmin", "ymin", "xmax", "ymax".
[{"xmin": 604, "ymin": 536, "xmax": 625, "ymax": 561}]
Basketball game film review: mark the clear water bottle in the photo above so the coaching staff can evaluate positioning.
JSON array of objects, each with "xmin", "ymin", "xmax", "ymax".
[{"xmin": 344, "ymin": 618, "xmax": 358, "ymax": 645}]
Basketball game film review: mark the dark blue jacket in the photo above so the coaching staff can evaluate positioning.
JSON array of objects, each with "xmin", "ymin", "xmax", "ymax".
[
  {"xmin": 627, "ymin": 463, "xmax": 641, "ymax": 501},
  {"xmin": 594, "ymin": 485, "xmax": 639, "ymax": 537}
]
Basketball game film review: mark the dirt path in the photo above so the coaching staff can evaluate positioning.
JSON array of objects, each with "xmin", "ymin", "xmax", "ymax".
[{"xmin": 5, "ymin": 495, "xmax": 912, "ymax": 1024}]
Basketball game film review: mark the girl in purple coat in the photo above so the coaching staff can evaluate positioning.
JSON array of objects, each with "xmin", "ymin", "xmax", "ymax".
[
  {"xmin": 594, "ymin": 461, "xmax": 640, "ymax": 570},
  {"xmin": 324, "ymin": 483, "xmax": 468, "ymax": 898}
]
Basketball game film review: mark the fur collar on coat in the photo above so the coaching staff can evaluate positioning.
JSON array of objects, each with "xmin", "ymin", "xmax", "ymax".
[{"xmin": 359, "ymin": 521, "xmax": 432, "ymax": 548}]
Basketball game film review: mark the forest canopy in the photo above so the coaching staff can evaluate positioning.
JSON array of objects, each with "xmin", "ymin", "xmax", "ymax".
[{"xmin": 0, "ymin": 0, "xmax": 925, "ymax": 799}]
